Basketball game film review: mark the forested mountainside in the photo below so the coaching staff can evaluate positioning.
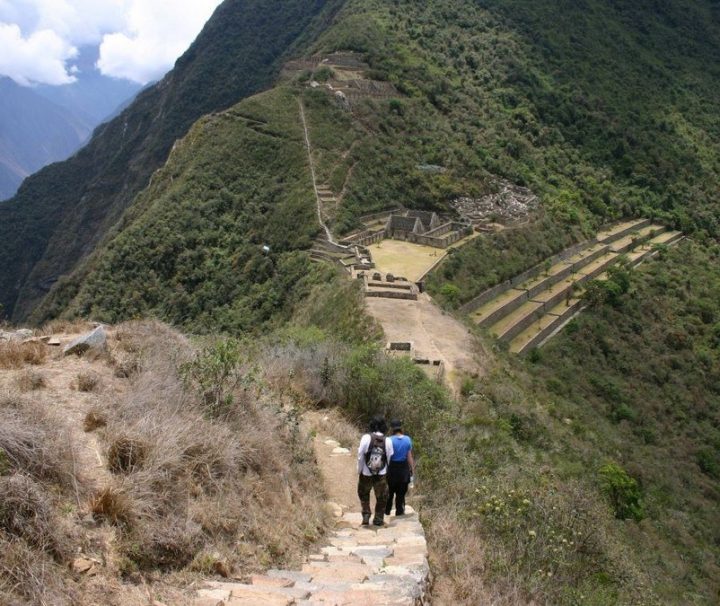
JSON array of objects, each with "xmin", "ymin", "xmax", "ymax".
[
  {"xmin": 3, "ymin": 0, "xmax": 720, "ymax": 325},
  {"xmin": 27, "ymin": 0, "xmax": 719, "ymax": 331},
  {"xmin": 0, "ymin": 0, "xmax": 345, "ymax": 322}
]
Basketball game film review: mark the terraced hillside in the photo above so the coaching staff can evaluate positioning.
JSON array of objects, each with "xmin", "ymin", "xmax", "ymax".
[{"xmin": 464, "ymin": 219, "xmax": 683, "ymax": 353}]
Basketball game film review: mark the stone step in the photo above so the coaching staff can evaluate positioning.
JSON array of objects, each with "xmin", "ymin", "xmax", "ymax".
[
  {"xmin": 195, "ymin": 581, "xmax": 309, "ymax": 605},
  {"xmin": 596, "ymin": 218, "xmax": 652, "ymax": 244}
]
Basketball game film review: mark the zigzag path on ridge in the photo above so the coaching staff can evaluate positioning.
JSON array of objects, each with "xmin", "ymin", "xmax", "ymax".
[{"xmin": 194, "ymin": 412, "xmax": 431, "ymax": 605}]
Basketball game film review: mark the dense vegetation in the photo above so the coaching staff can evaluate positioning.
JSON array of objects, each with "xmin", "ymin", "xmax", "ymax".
[
  {"xmin": 0, "ymin": 0, "xmax": 345, "ymax": 323},
  {"xmin": 52, "ymin": 88, "xmax": 329, "ymax": 333},
  {"xmin": 301, "ymin": 0, "xmax": 717, "ymax": 240}
]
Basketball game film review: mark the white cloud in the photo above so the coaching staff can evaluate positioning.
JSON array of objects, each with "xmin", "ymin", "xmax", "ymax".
[
  {"xmin": 0, "ymin": 0, "xmax": 222, "ymax": 85},
  {"xmin": 0, "ymin": 23, "xmax": 77, "ymax": 85},
  {"xmin": 97, "ymin": 0, "xmax": 223, "ymax": 84}
]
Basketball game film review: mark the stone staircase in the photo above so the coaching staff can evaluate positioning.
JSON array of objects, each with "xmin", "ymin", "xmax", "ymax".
[
  {"xmin": 310, "ymin": 236, "xmax": 374, "ymax": 274},
  {"xmin": 194, "ymin": 436, "xmax": 430, "ymax": 606},
  {"xmin": 466, "ymin": 219, "xmax": 683, "ymax": 354},
  {"xmin": 317, "ymin": 185, "xmax": 339, "ymax": 222}
]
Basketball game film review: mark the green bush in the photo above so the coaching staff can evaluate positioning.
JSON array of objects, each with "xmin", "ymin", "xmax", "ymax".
[
  {"xmin": 179, "ymin": 338, "xmax": 253, "ymax": 417},
  {"xmin": 598, "ymin": 463, "xmax": 644, "ymax": 521}
]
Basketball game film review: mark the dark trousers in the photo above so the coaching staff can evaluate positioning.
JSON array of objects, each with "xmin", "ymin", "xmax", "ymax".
[
  {"xmin": 357, "ymin": 474, "xmax": 388, "ymax": 521},
  {"xmin": 385, "ymin": 461, "xmax": 410, "ymax": 515}
]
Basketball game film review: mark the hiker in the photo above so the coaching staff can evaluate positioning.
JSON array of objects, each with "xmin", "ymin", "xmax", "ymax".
[
  {"xmin": 385, "ymin": 419, "xmax": 415, "ymax": 517},
  {"xmin": 357, "ymin": 416, "xmax": 394, "ymax": 526}
]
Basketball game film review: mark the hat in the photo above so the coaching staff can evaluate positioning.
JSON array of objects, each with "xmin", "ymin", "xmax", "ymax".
[{"xmin": 390, "ymin": 419, "xmax": 403, "ymax": 430}]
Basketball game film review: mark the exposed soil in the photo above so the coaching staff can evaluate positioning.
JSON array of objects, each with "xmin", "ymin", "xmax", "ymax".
[{"xmin": 365, "ymin": 293, "xmax": 485, "ymax": 390}]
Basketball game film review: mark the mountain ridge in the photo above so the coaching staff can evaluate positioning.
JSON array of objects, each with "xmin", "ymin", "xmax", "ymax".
[{"xmin": 0, "ymin": 0, "xmax": 346, "ymax": 322}]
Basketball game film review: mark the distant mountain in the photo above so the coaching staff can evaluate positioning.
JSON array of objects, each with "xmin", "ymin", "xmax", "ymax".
[
  {"xmin": 35, "ymin": 46, "xmax": 142, "ymax": 124},
  {"xmin": 0, "ymin": 78, "xmax": 92, "ymax": 200},
  {"xmin": 0, "ymin": 46, "xmax": 141, "ymax": 201}
]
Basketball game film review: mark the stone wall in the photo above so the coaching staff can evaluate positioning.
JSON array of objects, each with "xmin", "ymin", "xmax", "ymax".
[{"xmin": 459, "ymin": 238, "xmax": 596, "ymax": 314}]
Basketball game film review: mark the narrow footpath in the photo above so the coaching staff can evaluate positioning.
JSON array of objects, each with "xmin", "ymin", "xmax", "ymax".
[{"xmin": 194, "ymin": 418, "xmax": 430, "ymax": 606}]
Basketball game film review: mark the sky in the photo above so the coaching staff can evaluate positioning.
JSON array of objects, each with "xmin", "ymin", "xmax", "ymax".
[{"xmin": 0, "ymin": 0, "xmax": 224, "ymax": 86}]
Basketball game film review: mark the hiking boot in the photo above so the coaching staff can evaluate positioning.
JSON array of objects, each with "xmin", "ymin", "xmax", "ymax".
[
  {"xmin": 395, "ymin": 509, "xmax": 405, "ymax": 516},
  {"xmin": 361, "ymin": 513, "xmax": 371, "ymax": 526},
  {"xmin": 373, "ymin": 516, "xmax": 384, "ymax": 526}
]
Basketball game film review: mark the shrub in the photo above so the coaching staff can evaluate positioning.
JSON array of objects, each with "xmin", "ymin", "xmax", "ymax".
[
  {"xmin": 77, "ymin": 371, "xmax": 100, "ymax": 392},
  {"xmin": 0, "ymin": 342, "xmax": 47, "ymax": 369},
  {"xmin": 598, "ymin": 463, "xmax": 644, "ymax": 521},
  {"xmin": 439, "ymin": 283, "xmax": 461, "ymax": 308},
  {"xmin": 179, "ymin": 338, "xmax": 252, "ymax": 417},
  {"xmin": 107, "ymin": 437, "xmax": 147, "ymax": 474}
]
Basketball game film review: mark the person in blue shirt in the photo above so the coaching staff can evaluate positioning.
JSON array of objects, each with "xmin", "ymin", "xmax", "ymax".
[{"xmin": 384, "ymin": 419, "xmax": 415, "ymax": 516}]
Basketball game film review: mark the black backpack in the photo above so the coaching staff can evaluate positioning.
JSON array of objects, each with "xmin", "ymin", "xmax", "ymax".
[{"xmin": 365, "ymin": 434, "xmax": 387, "ymax": 475}]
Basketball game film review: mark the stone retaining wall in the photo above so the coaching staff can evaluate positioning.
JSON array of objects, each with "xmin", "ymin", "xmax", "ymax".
[
  {"xmin": 519, "ymin": 300, "xmax": 584, "ymax": 353},
  {"xmin": 459, "ymin": 238, "xmax": 595, "ymax": 315}
]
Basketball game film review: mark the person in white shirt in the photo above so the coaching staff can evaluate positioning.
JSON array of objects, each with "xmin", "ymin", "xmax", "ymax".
[{"xmin": 357, "ymin": 416, "xmax": 394, "ymax": 526}]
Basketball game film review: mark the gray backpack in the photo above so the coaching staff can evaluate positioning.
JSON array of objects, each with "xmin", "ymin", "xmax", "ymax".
[{"xmin": 365, "ymin": 434, "xmax": 387, "ymax": 475}]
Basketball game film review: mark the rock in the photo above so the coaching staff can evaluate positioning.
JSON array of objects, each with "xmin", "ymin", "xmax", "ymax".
[
  {"xmin": 251, "ymin": 576, "xmax": 294, "ymax": 588},
  {"xmin": 266, "ymin": 570, "xmax": 313, "ymax": 584},
  {"xmin": 323, "ymin": 439, "xmax": 340, "ymax": 447},
  {"xmin": 72, "ymin": 556, "xmax": 97, "ymax": 574},
  {"xmin": 324, "ymin": 502, "xmax": 343, "ymax": 518},
  {"xmin": 48, "ymin": 337, "xmax": 61, "ymax": 346},
  {"xmin": 331, "ymin": 446, "xmax": 350, "ymax": 455},
  {"xmin": 386, "ymin": 273, "xmax": 395, "ymax": 283},
  {"xmin": 0, "ymin": 329, "xmax": 33, "ymax": 342},
  {"xmin": 63, "ymin": 326, "xmax": 107, "ymax": 356},
  {"xmin": 196, "ymin": 588, "xmax": 230, "ymax": 602}
]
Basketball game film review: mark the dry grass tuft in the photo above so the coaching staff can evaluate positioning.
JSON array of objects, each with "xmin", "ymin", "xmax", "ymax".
[
  {"xmin": 0, "ymin": 341, "xmax": 47, "ymax": 370},
  {"xmin": 107, "ymin": 436, "xmax": 147, "ymax": 474},
  {"xmin": 15, "ymin": 369, "xmax": 46, "ymax": 392},
  {"xmin": 0, "ymin": 405, "xmax": 76, "ymax": 486},
  {"xmin": 38, "ymin": 319, "xmax": 94, "ymax": 336},
  {"xmin": 0, "ymin": 532, "xmax": 74, "ymax": 605},
  {"xmin": 125, "ymin": 516, "xmax": 204, "ymax": 570},
  {"xmin": 83, "ymin": 409, "xmax": 107, "ymax": 432},
  {"xmin": 0, "ymin": 474, "xmax": 69, "ymax": 559},
  {"xmin": 77, "ymin": 371, "xmax": 100, "ymax": 392},
  {"xmin": 84, "ymin": 320, "xmax": 327, "ymax": 573},
  {"xmin": 90, "ymin": 486, "xmax": 135, "ymax": 527}
]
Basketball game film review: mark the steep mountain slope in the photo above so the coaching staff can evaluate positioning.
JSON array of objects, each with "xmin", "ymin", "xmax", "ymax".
[
  {"xmin": 44, "ymin": 0, "xmax": 720, "ymax": 325},
  {"xmin": 0, "ymin": 78, "xmax": 92, "ymax": 200},
  {"xmin": 0, "ymin": 0, "xmax": 345, "ymax": 322}
]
